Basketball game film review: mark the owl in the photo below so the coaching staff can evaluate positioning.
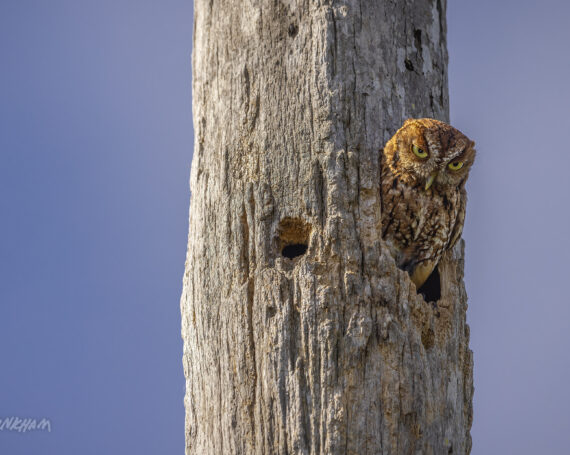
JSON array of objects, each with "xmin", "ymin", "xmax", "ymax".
[{"xmin": 380, "ymin": 118, "xmax": 476, "ymax": 291}]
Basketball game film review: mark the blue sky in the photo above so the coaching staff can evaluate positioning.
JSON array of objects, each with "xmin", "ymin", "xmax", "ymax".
[
  {"xmin": 449, "ymin": 1, "xmax": 570, "ymax": 453},
  {"xmin": 1, "ymin": 1, "xmax": 569, "ymax": 454},
  {"xmin": 1, "ymin": 1, "xmax": 192, "ymax": 453}
]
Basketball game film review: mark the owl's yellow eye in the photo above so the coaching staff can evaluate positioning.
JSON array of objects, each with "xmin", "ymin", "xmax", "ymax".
[
  {"xmin": 448, "ymin": 161, "xmax": 464, "ymax": 171},
  {"xmin": 412, "ymin": 144, "xmax": 428, "ymax": 159}
]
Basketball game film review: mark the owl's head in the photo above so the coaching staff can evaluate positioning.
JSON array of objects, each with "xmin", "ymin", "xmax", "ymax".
[{"xmin": 383, "ymin": 118, "xmax": 476, "ymax": 191}]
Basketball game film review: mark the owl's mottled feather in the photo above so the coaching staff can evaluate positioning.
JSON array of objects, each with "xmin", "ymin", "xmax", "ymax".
[{"xmin": 380, "ymin": 118, "xmax": 475, "ymax": 290}]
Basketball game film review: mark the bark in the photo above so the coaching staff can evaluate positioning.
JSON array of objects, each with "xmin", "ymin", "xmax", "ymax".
[{"xmin": 181, "ymin": 0, "xmax": 473, "ymax": 454}]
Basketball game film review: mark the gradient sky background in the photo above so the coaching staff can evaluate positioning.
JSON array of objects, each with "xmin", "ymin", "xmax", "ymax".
[{"xmin": 1, "ymin": 1, "xmax": 569, "ymax": 454}]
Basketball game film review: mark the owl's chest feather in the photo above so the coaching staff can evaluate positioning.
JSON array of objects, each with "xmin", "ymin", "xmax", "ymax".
[{"xmin": 380, "ymin": 167, "xmax": 462, "ymax": 263}]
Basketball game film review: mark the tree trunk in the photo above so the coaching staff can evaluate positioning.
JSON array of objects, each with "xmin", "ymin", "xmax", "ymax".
[{"xmin": 181, "ymin": 0, "xmax": 473, "ymax": 453}]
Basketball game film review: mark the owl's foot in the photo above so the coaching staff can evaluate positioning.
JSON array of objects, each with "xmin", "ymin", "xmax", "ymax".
[{"xmin": 409, "ymin": 260, "xmax": 436, "ymax": 289}]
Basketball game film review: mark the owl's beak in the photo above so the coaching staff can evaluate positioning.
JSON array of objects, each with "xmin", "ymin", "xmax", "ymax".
[{"xmin": 425, "ymin": 172, "xmax": 437, "ymax": 191}]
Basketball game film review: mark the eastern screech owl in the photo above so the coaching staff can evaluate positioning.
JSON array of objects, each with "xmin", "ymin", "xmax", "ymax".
[{"xmin": 380, "ymin": 118, "xmax": 476, "ymax": 290}]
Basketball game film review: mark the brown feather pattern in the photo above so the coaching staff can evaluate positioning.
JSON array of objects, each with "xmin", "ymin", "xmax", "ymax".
[{"xmin": 380, "ymin": 118, "xmax": 475, "ymax": 289}]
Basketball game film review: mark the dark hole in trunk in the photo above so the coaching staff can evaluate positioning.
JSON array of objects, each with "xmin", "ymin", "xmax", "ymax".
[
  {"xmin": 418, "ymin": 266, "xmax": 441, "ymax": 302},
  {"xmin": 281, "ymin": 243, "xmax": 308, "ymax": 259}
]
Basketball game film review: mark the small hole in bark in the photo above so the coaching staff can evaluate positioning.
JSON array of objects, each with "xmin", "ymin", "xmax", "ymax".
[
  {"xmin": 278, "ymin": 217, "xmax": 312, "ymax": 260},
  {"xmin": 288, "ymin": 23, "xmax": 298, "ymax": 37},
  {"xmin": 414, "ymin": 29, "xmax": 422, "ymax": 50},
  {"xmin": 266, "ymin": 305, "xmax": 277, "ymax": 320},
  {"xmin": 418, "ymin": 266, "xmax": 441, "ymax": 302},
  {"xmin": 404, "ymin": 58, "xmax": 414, "ymax": 71},
  {"xmin": 282, "ymin": 244, "xmax": 307, "ymax": 259}
]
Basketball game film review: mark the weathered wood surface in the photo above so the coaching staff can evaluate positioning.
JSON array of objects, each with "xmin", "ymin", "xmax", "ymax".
[{"xmin": 181, "ymin": 0, "xmax": 473, "ymax": 453}]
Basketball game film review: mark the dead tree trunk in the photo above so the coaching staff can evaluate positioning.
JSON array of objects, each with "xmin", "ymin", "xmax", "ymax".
[{"xmin": 181, "ymin": 0, "xmax": 473, "ymax": 453}]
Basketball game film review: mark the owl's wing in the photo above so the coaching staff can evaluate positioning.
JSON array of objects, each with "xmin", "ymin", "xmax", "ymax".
[{"xmin": 448, "ymin": 189, "xmax": 466, "ymax": 250}]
